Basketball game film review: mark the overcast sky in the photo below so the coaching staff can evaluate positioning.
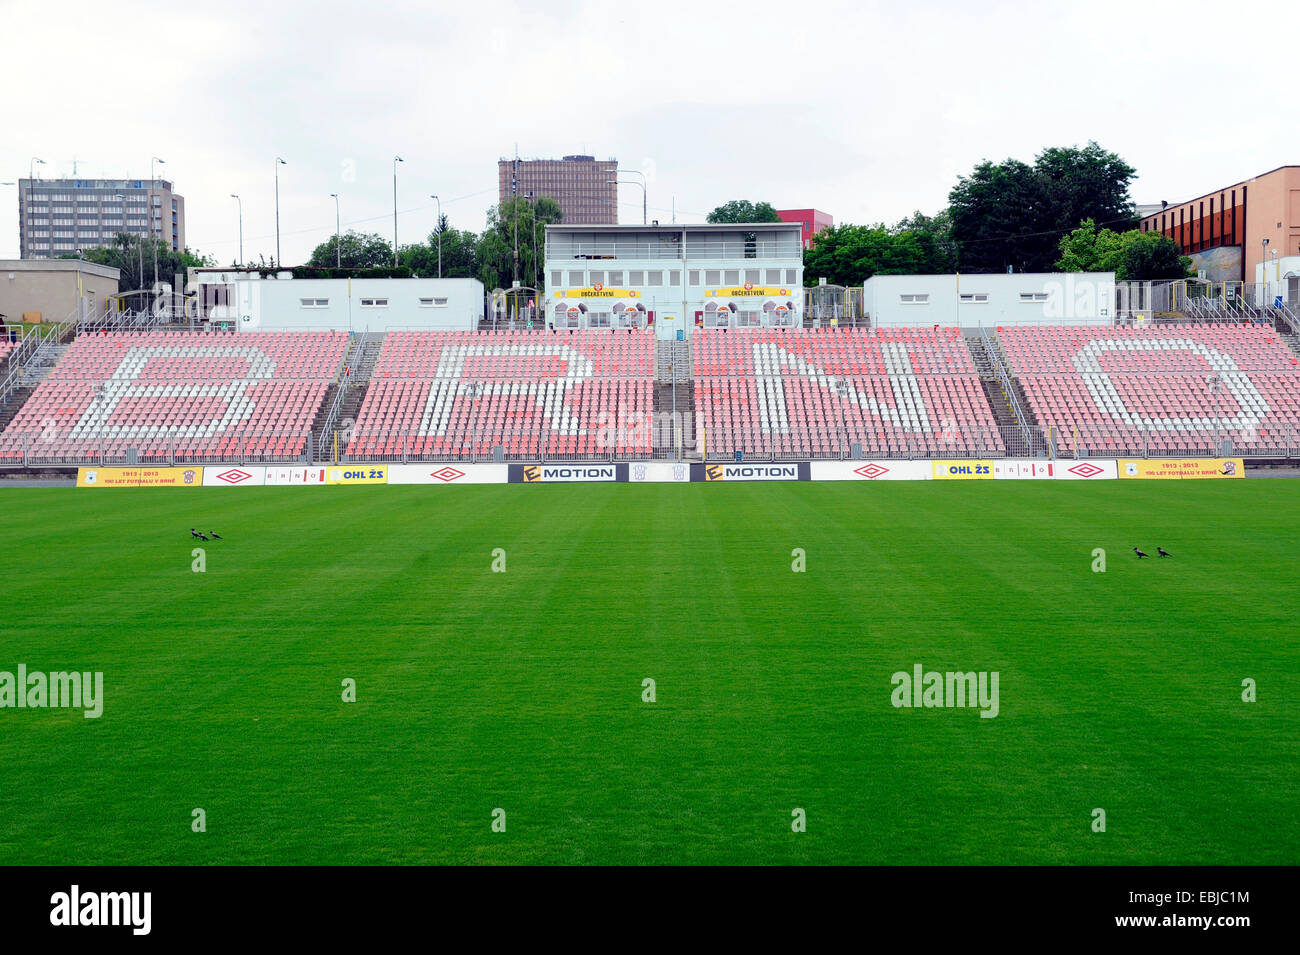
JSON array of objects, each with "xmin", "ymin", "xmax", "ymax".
[{"xmin": 3, "ymin": 0, "xmax": 1296, "ymax": 265}]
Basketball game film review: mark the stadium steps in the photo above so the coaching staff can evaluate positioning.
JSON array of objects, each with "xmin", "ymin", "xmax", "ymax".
[
  {"xmin": 977, "ymin": 379, "xmax": 1030, "ymax": 455},
  {"xmin": 653, "ymin": 382, "xmax": 694, "ymax": 453},
  {"xmin": 655, "ymin": 338, "xmax": 691, "ymax": 382},
  {"xmin": 337, "ymin": 383, "xmax": 371, "ymax": 432},
  {"xmin": 316, "ymin": 333, "xmax": 384, "ymax": 459},
  {"xmin": 965, "ymin": 334, "xmax": 1043, "ymax": 457},
  {"xmin": 352, "ymin": 333, "xmax": 386, "ymax": 381},
  {"xmin": 1280, "ymin": 333, "xmax": 1300, "ymax": 360},
  {"xmin": 0, "ymin": 386, "xmax": 35, "ymax": 433},
  {"xmin": 652, "ymin": 338, "xmax": 695, "ymax": 455},
  {"xmin": 310, "ymin": 384, "xmax": 341, "ymax": 437},
  {"xmin": 22, "ymin": 344, "xmax": 69, "ymax": 385}
]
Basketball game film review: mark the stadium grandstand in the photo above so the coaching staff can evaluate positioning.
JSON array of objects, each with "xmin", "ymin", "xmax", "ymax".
[
  {"xmin": 346, "ymin": 329, "xmax": 654, "ymax": 460},
  {"xmin": 0, "ymin": 330, "xmax": 347, "ymax": 464},
  {"xmin": 693, "ymin": 327, "xmax": 1005, "ymax": 458},
  {"xmin": 1, "ymin": 307, "xmax": 1300, "ymax": 465},
  {"xmin": 999, "ymin": 324, "xmax": 1300, "ymax": 457}
]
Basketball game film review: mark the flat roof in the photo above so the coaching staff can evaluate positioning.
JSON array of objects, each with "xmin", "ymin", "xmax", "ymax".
[
  {"xmin": 865, "ymin": 272, "xmax": 1115, "ymax": 280},
  {"xmin": 546, "ymin": 222, "xmax": 800, "ymax": 232},
  {"xmin": 1140, "ymin": 164, "xmax": 1299, "ymax": 219},
  {"xmin": 0, "ymin": 259, "xmax": 120, "ymax": 280}
]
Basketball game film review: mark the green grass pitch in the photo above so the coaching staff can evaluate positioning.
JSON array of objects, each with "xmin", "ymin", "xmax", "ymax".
[{"xmin": 1, "ymin": 481, "xmax": 1297, "ymax": 865}]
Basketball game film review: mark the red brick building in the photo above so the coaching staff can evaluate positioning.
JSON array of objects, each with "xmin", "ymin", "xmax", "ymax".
[{"xmin": 776, "ymin": 208, "xmax": 834, "ymax": 249}]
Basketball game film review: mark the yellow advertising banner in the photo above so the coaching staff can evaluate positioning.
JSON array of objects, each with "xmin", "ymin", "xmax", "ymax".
[
  {"xmin": 553, "ymin": 287, "xmax": 639, "ymax": 299},
  {"xmin": 932, "ymin": 461, "xmax": 993, "ymax": 480},
  {"xmin": 77, "ymin": 466, "xmax": 204, "ymax": 487},
  {"xmin": 325, "ymin": 465, "xmax": 389, "ymax": 485},
  {"xmin": 1118, "ymin": 458, "xmax": 1244, "ymax": 479},
  {"xmin": 704, "ymin": 286, "xmax": 793, "ymax": 298}
]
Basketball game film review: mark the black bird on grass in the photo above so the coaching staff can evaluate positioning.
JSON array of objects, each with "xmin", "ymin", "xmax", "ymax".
[
  {"xmin": 210, "ymin": 531, "xmax": 223, "ymax": 540},
  {"xmin": 190, "ymin": 528, "xmax": 201, "ymax": 539},
  {"xmin": 1157, "ymin": 546, "xmax": 1171, "ymax": 558},
  {"xmin": 1134, "ymin": 547, "xmax": 1149, "ymax": 559},
  {"xmin": 197, "ymin": 532, "xmax": 209, "ymax": 542}
]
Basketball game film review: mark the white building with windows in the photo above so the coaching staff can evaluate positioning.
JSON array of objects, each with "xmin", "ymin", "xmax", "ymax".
[
  {"xmin": 544, "ymin": 223, "xmax": 805, "ymax": 339},
  {"xmin": 188, "ymin": 270, "xmax": 484, "ymax": 331},
  {"xmin": 863, "ymin": 273, "xmax": 1116, "ymax": 327}
]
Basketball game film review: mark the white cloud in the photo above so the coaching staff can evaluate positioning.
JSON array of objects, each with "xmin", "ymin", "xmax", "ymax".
[{"xmin": 1, "ymin": 0, "xmax": 1295, "ymax": 263}]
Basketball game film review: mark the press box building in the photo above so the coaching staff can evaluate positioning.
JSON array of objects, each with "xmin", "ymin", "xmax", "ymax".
[
  {"xmin": 863, "ymin": 273, "xmax": 1117, "ymax": 327},
  {"xmin": 188, "ymin": 270, "xmax": 485, "ymax": 332},
  {"xmin": 543, "ymin": 222, "xmax": 805, "ymax": 340}
]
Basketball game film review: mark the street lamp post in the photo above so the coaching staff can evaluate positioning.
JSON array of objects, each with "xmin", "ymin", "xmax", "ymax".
[
  {"xmin": 1262, "ymin": 237, "xmax": 1269, "ymax": 306},
  {"xmin": 429, "ymin": 194, "xmax": 442, "ymax": 278},
  {"xmin": 230, "ymin": 194, "xmax": 243, "ymax": 266},
  {"xmin": 527, "ymin": 193, "xmax": 540, "ymax": 291},
  {"xmin": 330, "ymin": 194, "xmax": 341, "ymax": 268},
  {"xmin": 111, "ymin": 193, "xmax": 139, "ymax": 302},
  {"xmin": 1208, "ymin": 374, "xmax": 1224, "ymax": 456},
  {"xmin": 622, "ymin": 168, "xmax": 648, "ymax": 225},
  {"xmin": 512, "ymin": 196, "xmax": 520, "ymax": 286},
  {"xmin": 151, "ymin": 157, "xmax": 164, "ymax": 292},
  {"xmin": 24, "ymin": 160, "xmax": 44, "ymax": 260},
  {"xmin": 607, "ymin": 179, "xmax": 646, "ymax": 224},
  {"xmin": 533, "ymin": 216, "xmax": 540, "ymax": 291},
  {"xmin": 393, "ymin": 156, "xmax": 404, "ymax": 267},
  {"xmin": 274, "ymin": 157, "xmax": 287, "ymax": 267}
]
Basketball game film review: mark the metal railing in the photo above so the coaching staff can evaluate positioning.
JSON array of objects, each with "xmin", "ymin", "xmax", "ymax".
[
  {"xmin": 979, "ymin": 326, "xmax": 1036, "ymax": 454},
  {"xmin": 4, "ymin": 417, "xmax": 1298, "ymax": 468},
  {"xmin": 700, "ymin": 424, "xmax": 1015, "ymax": 462},
  {"xmin": 1043, "ymin": 423, "xmax": 1296, "ymax": 460},
  {"xmin": 336, "ymin": 428, "xmax": 694, "ymax": 464},
  {"xmin": 3, "ymin": 432, "xmax": 312, "ymax": 468},
  {"xmin": 0, "ymin": 319, "xmax": 71, "ymax": 404}
]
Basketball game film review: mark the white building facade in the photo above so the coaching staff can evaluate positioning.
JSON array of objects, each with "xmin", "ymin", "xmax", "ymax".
[
  {"xmin": 189, "ymin": 271, "xmax": 484, "ymax": 332},
  {"xmin": 864, "ymin": 273, "xmax": 1117, "ymax": 328},
  {"xmin": 544, "ymin": 223, "xmax": 805, "ymax": 340},
  {"xmin": 1255, "ymin": 255, "xmax": 1300, "ymax": 307}
]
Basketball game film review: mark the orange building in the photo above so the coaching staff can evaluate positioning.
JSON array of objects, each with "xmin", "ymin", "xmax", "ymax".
[{"xmin": 1140, "ymin": 165, "xmax": 1300, "ymax": 283}]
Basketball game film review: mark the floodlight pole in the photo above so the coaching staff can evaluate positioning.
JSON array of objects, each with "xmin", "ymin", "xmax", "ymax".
[{"xmin": 230, "ymin": 194, "xmax": 243, "ymax": 266}]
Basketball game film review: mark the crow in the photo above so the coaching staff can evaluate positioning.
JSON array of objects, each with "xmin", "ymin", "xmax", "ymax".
[
  {"xmin": 1157, "ymin": 546, "xmax": 1171, "ymax": 558},
  {"xmin": 1133, "ymin": 547, "xmax": 1149, "ymax": 559},
  {"xmin": 190, "ymin": 528, "xmax": 201, "ymax": 539},
  {"xmin": 197, "ymin": 533, "xmax": 209, "ymax": 542},
  {"xmin": 210, "ymin": 532, "xmax": 223, "ymax": 540}
]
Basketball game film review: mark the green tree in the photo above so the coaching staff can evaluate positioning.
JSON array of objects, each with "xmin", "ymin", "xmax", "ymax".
[
  {"xmin": 399, "ymin": 216, "xmax": 480, "ymax": 279},
  {"xmin": 1115, "ymin": 229, "xmax": 1194, "ymax": 281},
  {"xmin": 1056, "ymin": 219, "xmax": 1192, "ymax": 280},
  {"xmin": 706, "ymin": 200, "xmax": 782, "ymax": 224},
  {"xmin": 474, "ymin": 197, "xmax": 562, "ymax": 291},
  {"xmin": 948, "ymin": 142, "xmax": 1137, "ymax": 273},
  {"xmin": 71, "ymin": 234, "xmax": 214, "ymax": 293},
  {"xmin": 1055, "ymin": 219, "xmax": 1125, "ymax": 273},
  {"xmin": 307, "ymin": 230, "xmax": 394, "ymax": 269},
  {"xmin": 802, "ymin": 214, "xmax": 958, "ymax": 286},
  {"xmin": 892, "ymin": 210, "xmax": 958, "ymax": 273}
]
